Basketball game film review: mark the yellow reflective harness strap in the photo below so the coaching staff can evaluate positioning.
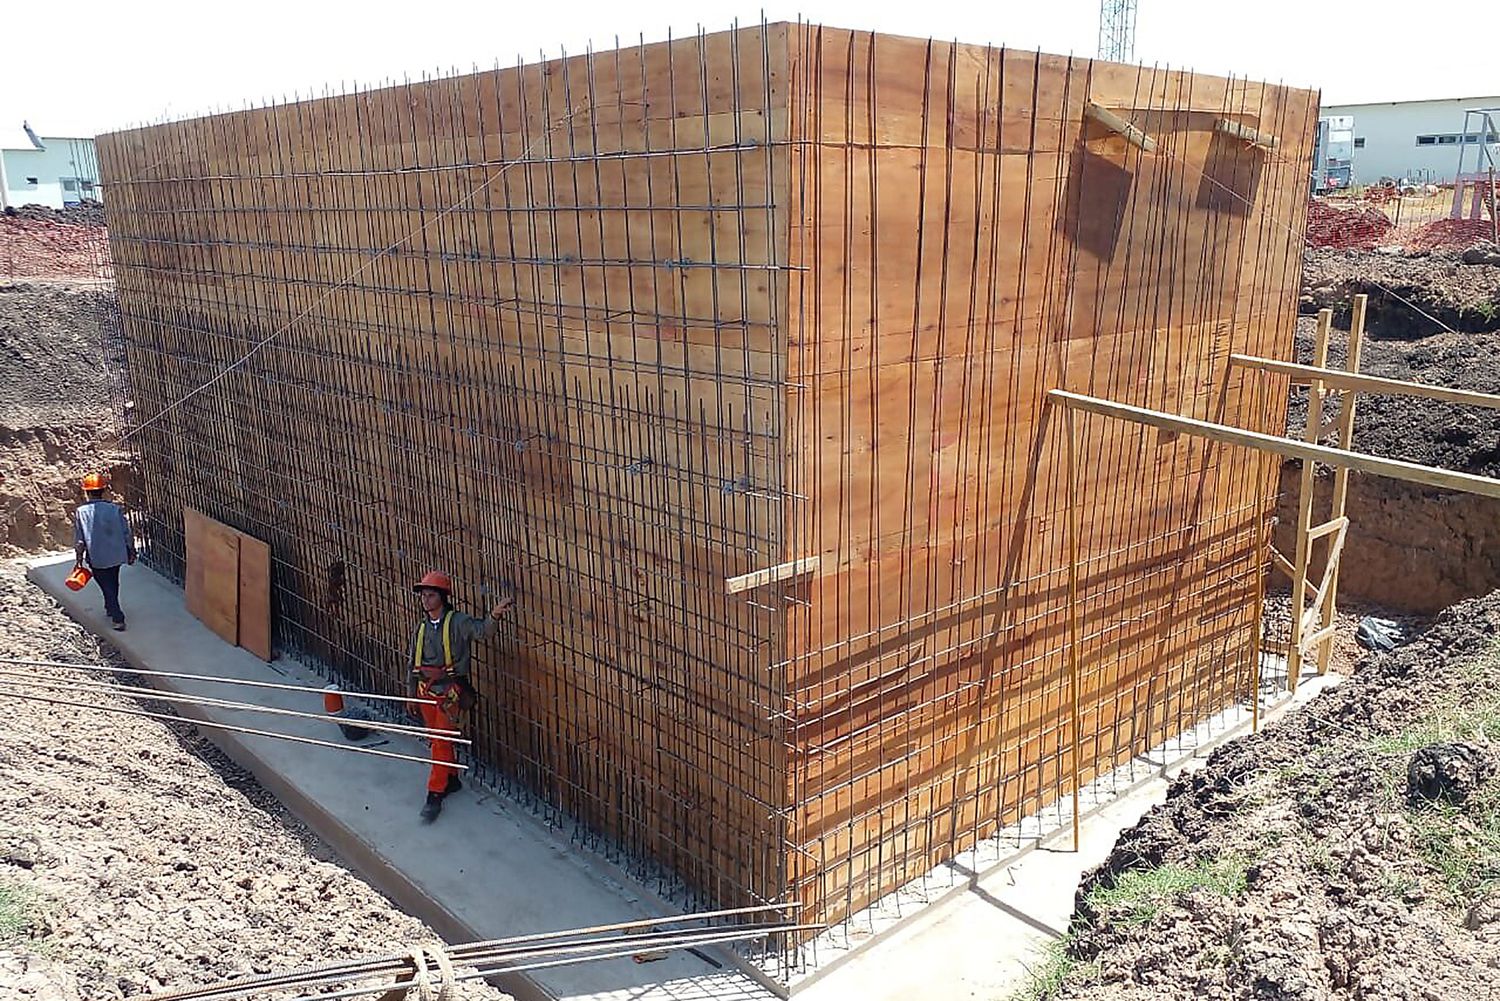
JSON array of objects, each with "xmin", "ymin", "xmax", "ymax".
[{"xmin": 412, "ymin": 610, "xmax": 456, "ymax": 673}]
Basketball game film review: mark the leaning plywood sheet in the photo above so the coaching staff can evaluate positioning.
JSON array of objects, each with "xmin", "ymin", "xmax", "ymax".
[
  {"xmin": 183, "ymin": 508, "xmax": 239, "ymax": 646},
  {"xmin": 237, "ymin": 535, "xmax": 272, "ymax": 661}
]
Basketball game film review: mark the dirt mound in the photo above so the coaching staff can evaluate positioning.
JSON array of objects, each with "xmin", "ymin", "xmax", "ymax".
[
  {"xmin": 1408, "ymin": 218, "xmax": 1497, "ymax": 253},
  {"xmin": 1306, "ymin": 200, "xmax": 1394, "ymax": 250},
  {"xmin": 2, "ymin": 201, "xmax": 106, "ymax": 226},
  {"xmin": 1, "ymin": 279, "xmax": 121, "ymax": 426},
  {"xmin": 0, "ymin": 279, "xmax": 128, "ymax": 556},
  {"xmin": 1301, "ymin": 247, "xmax": 1500, "ymax": 338},
  {"xmin": 1049, "ymin": 591, "xmax": 1500, "ymax": 999},
  {"xmin": 0, "ymin": 220, "xmax": 110, "ymax": 281},
  {"xmin": 0, "ymin": 565, "xmax": 509, "ymax": 1001}
]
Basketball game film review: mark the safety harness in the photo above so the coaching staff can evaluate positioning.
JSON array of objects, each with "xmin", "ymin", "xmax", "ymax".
[{"xmin": 412, "ymin": 611, "xmax": 475, "ymax": 719}]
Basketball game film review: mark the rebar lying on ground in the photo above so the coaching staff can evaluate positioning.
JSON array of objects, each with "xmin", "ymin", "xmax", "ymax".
[{"xmin": 138, "ymin": 906, "xmax": 806, "ymax": 1001}]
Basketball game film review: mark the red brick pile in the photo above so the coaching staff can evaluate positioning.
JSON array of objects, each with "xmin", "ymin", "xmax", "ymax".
[
  {"xmin": 1406, "ymin": 217, "xmax": 1497, "ymax": 253},
  {"xmin": 0, "ymin": 217, "xmax": 111, "ymax": 280},
  {"xmin": 1305, "ymin": 199, "xmax": 1395, "ymax": 250}
]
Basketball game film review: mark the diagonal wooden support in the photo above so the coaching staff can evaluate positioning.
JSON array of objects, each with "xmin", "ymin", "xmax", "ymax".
[
  {"xmin": 1085, "ymin": 102, "xmax": 1158, "ymax": 152},
  {"xmin": 1215, "ymin": 117, "xmax": 1280, "ymax": 149}
]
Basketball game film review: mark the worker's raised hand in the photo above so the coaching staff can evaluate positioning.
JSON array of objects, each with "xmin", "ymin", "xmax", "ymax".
[{"xmin": 491, "ymin": 595, "xmax": 515, "ymax": 619}]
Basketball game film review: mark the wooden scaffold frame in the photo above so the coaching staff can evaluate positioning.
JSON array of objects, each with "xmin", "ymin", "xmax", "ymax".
[{"xmin": 1049, "ymin": 292, "xmax": 1500, "ymax": 846}]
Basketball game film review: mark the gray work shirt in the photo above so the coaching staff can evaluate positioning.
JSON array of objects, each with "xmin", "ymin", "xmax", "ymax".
[
  {"xmin": 411, "ymin": 609, "xmax": 498, "ymax": 681},
  {"xmin": 74, "ymin": 500, "xmax": 134, "ymax": 569}
]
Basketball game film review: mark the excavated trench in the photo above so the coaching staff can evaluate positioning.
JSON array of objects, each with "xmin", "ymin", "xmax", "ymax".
[{"xmin": 1275, "ymin": 255, "xmax": 1500, "ymax": 614}]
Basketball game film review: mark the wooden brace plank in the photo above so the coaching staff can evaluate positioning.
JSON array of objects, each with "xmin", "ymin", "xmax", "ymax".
[
  {"xmin": 1048, "ymin": 389, "xmax": 1500, "ymax": 500},
  {"xmin": 1298, "ymin": 622, "xmax": 1339, "ymax": 656},
  {"xmin": 726, "ymin": 556, "xmax": 821, "ymax": 593},
  {"xmin": 1216, "ymin": 118, "xmax": 1280, "ymax": 149},
  {"xmin": 1085, "ymin": 102, "xmax": 1158, "ymax": 152},
  {"xmin": 1231, "ymin": 354, "xmax": 1500, "ymax": 410},
  {"xmin": 1308, "ymin": 516, "xmax": 1349, "ymax": 541}
]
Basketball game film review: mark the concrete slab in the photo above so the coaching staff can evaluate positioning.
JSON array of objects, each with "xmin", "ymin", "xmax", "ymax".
[{"xmin": 26, "ymin": 555, "xmax": 776, "ymax": 1001}]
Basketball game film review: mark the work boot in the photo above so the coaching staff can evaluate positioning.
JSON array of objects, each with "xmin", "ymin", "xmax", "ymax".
[
  {"xmin": 443, "ymin": 774, "xmax": 462, "ymax": 797},
  {"xmin": 419, "ymin": 792, "xmax": 443, "ymax": 823},
  {"xmin": 112, "ymin": 619, "xmax": 127, "ymax": 632}
]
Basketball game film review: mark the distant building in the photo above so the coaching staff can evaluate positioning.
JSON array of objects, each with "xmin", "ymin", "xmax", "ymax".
[
  {"xmin": 0, "ymin": 123, "xmax": 101, "ymax": 210},
  {"xmin": 1320, "ymin": 96, "xmax": 1500, "ymax": 186}
]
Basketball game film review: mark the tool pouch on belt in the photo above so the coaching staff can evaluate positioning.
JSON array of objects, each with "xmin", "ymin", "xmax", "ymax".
[{"xmin": 422, "ymin": 675, "xmax": 477, "ymax": 722}]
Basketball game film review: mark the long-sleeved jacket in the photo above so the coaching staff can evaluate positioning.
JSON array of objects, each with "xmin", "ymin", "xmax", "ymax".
[{"xmin": 408, "ymin": 607, "xmax": 498, "ymax": 695}]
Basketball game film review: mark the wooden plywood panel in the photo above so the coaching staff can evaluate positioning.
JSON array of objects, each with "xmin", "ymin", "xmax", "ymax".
[
  {"xmin": 183, "ymin": 507, "xmax": 240, "ymax": 645},
  {"xmin": 781, "ymin": 25, "xmax": 1319, "ymax": 927},
  {"xmin": 237, "ymin": 535, "xmax": 273, "ymax": 661}
]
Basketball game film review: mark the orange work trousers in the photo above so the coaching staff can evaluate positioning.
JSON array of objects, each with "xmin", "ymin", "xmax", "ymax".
[{"xmin": 417, "ymin": 687, "xmax": 460, "ymax": 795}]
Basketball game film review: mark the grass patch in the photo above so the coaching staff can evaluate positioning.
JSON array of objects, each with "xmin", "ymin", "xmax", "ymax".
[
  {"xmin": 1406, "ymin": 786, "xmax": 1500, "ymax": 901},
  {"xmin": 1008, "ymin": 938, "xmax": 1097, "ymax": 1001},
  {"xmin": 1370, "ymin": 639, "xmax": 1500, "ymax": 903},
  {"xmin": 0, "ymin": 880, "xmax": 34, "ymax": 944},
  {"xmin": 1085, "ymin": 854, "xmax": 1251, "ymax": 926}
]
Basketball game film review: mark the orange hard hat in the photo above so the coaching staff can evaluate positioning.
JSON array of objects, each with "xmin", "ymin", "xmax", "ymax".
[
  {"xmin": 413, "ymin": 570, "xmax": 453, "ymax": 594},
  {"xmin": 81, "ymin": 472, "xmax": 108, "ymax": 491}
]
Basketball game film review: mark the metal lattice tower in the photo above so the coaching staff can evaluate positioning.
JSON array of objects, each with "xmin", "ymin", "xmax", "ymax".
[{"xmin": 1098, "ymin": 0, "xmax": 1138, "ymax": 62}]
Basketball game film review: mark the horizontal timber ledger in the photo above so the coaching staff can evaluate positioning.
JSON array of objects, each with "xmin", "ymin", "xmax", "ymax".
[{"xmin": 95, "ymin": 22, "xmax": 1318, "ymax": 975}]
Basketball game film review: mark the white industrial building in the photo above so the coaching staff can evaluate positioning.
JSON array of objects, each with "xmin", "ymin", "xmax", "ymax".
[
  {"xmin": 0, "ymin": 123, "xmax": 101, "ymax": 210},
  {"xmin": 1321, "ymin": 96, "xmax": 1500, "ymax": 186}
]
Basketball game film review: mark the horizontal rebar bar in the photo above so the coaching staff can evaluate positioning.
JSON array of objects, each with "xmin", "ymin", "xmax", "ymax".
[
  {"xmin": 0, "ymin": 657, "xmax": 429, "ymax": 707},
  {"xmin": 0, "ymin": 669, "xmax": 465, "ymax": 744},
  {"xmin": 0, "ymin": 688, "xmax": 464, "ymax": 770}
]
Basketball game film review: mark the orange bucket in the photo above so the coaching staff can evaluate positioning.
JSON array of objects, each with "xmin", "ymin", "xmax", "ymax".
[
  {"xmin": 65, "ymin": 566, "xmax": 93, "ymax": 591},
  {"xmin": 322, "ymin": 686, "xmax": 345, "ymax": 714}
]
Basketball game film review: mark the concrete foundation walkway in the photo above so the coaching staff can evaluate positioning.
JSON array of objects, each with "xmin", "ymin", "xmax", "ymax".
[
  {"xmin": 27, "ymin": 555, "xmax": 773, "ymax": 1001},
  {"xmin": 27, "ymin": 554, "xmax": 1339, "ymax": 1000}
]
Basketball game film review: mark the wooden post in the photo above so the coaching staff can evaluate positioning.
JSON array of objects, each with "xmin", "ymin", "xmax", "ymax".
[
  {"xmin": 1317, "ymin": 295, "xmax": 1367, "ymax": 674},
  {"xmin": 1249, "ymin": 515, "xmax": 1274, "ymax": 733},
  {"xmin": 1288, "ymin": 309, "xmax": 1332, "ymax": 692},
  {"xmin": 1066, "ymin": 404, "xmax": 1083, "ymax": 852}
]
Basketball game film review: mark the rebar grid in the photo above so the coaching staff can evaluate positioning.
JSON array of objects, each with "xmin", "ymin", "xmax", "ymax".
[
  {"xmin": 779, "ymin": 26, "xmax": 1316, "ymax": 936},
  {"xmin": 99, "ymin": 26, "xmax": 793, "ymax": 968},
  {"xmin": 94, "ymin": 23, "xmax": 1319, "ymax": 982}
]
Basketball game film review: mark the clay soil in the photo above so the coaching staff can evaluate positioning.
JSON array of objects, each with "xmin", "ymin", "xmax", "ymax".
[
  {"xmin": 1277, "ymin": 248, "xmax": 1500, "ymax": 613},
  {"xmin": 0, "ymin": 565, "xmax": 509, "ymax": 1001},
  {"xmin": 0, "ymin": 278, "xmax": 131, "ymax": 556},
  {"xmin": 1045, "ymin": 592, "xmax": 1500, "ymax": 1001}
]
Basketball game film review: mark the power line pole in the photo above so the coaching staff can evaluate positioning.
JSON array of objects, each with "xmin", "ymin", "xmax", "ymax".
[{"xmin": 1098, "ymin": 0, "xmax": 1138, "ymax": 63}]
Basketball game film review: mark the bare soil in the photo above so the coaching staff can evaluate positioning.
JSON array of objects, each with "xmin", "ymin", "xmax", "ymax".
[
  {"xmin": 1049, "ymin": 592, "xmax": 1500, "ymax": 1000},
  {"xmin": 1301, "ymin": 247, "xmax": 1500, "ymax": 340},
  {"xmin": 0, "ymin": 563, "xmax": 509, "ymax": 1001},
  {"xmin": 1, "ymin": 278, "xmax": 505, "ymax": 1000},
  {"xmin": 0, "ymin": 278, "xmax": 129, "ymax": 556}
]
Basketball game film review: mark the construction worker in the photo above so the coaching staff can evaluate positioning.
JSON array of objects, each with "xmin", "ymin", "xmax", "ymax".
[
  {"xmin": 73, "ymin": 473, "xmax": 136, "ymax": 632},
  {"xmin": 408, "ymin": 570, "xmax": 513, "ymax": 822}
]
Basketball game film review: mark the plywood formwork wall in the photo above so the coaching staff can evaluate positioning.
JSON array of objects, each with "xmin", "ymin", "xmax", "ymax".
[
  {"xmin": 99, "ymin": 25, "xmax": 796, "ymax": 915},
  {"xmin": 780, "ymin": 26, "xmax": 1317, "ymax": 924},
  {"xmin": 97, "ymin": 22, "xmax": 1317, "ymax": 945}
]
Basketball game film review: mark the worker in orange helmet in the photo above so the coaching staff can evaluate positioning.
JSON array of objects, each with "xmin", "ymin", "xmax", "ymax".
[
  {"xmin": 408, "ymin": 570, "xmax": 513, "ymax": 822},
  {"xmin": 73, "ymin": 472, "xmax": 136, "ymax": 631}
]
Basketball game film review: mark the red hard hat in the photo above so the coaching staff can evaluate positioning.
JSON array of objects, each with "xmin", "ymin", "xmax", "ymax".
[
  {"xmin": 81, "ymin": 472, "xmax": 108, "ymax": 491},
  {"xmin": 413, "ymin": 570, "xmax": 453, "ymax": 594}
]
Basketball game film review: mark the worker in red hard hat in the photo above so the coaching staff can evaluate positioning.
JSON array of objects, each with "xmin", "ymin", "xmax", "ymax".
[
  {"xmin": 73, "ymin": 472, "xmax": 136, "ymax": 631},
  {"xmin": 408, "ymin": 570, "xmax": 513, "ymax": 822}
]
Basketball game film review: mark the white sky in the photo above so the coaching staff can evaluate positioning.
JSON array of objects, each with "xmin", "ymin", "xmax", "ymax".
[{"xmin": 4, "ymin": 0, "xmax": 1494, "ymax": 137}]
